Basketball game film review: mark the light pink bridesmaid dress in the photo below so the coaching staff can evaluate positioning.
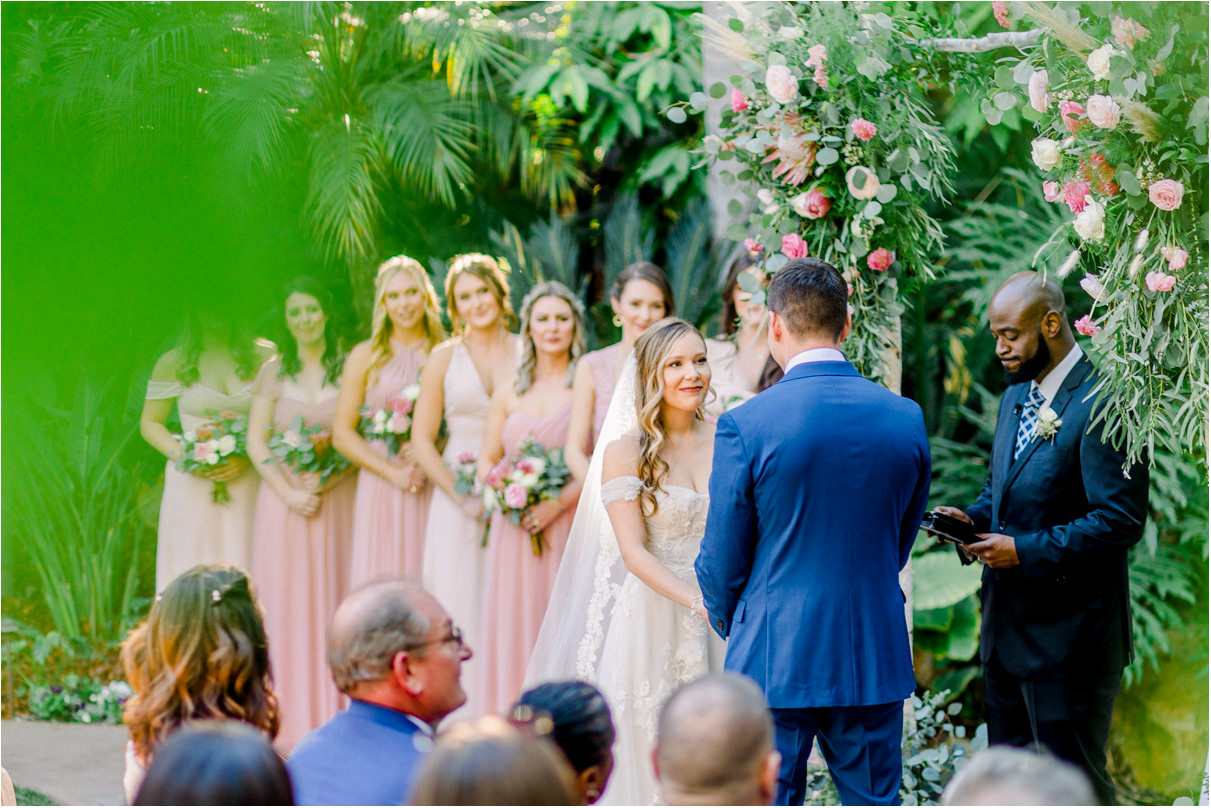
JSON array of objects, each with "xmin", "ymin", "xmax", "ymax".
[
  {"xmin": 478, "ymin": 400, "xmax": 577, "ymax": 717},
  {"xmin": 249, "ymin": 359, "xmax": 356, "ymax": 753},
  {"xmin": 348, "ymin": 341, "xmax": 431, "ymax": 586},
  {"xmin": 583, "ymin": 343, "xmax": 624, "ymax": 446}
]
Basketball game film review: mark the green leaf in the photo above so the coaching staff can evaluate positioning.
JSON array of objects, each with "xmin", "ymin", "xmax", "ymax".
[
  {"xmin": 1116, "ymin": 166, "xmax": 1141, "ymax": 196},
  {"xmin": 637, "ymin": 62, "xmax": 658, "ymax": 103},
  {"xmin": 617, "ymin": 99, "xmax": 642, "ymax": 137},
  {"xmin": 727, "ymin": 198, "xmax": 742, "ymax": 217},
  {"xmin": 913, "ymin": 552, "xmax": 983, "ymax": 610},
  {"xmin": 863, "ymin": 200, "xmax": 883, "ymax": 218},
  {"xmin": 666, "ymin": 106, "xmax": 687, "ymax": 124},
  {"xmin": 611, "ymin": 7, "xmax": 642, "ymax": 41},
  {"xmin": 993, "ymin": 91, "xmax": 1017, "ymax": 111},
  {"xmin": 689, "ymin": 91, "xmax": 709, "ymax": 111},
  {"xmin": 1012, "ymin": 59, "xmax": 1035, "ymax": 85},
  {"xmin": 564, "ymin": 68, "xmax": 589, "ymax": 113},
  {"xmin": 727, "ymin": 16, "xmax": 743, "ymax": 32},
  {"xmin": 816, "ymin": 147, "xmax": 839, "ymax": 166},
  {"xmin": 876, "ymin": 183, "xmax": 898, "ymax": 203},
  {"xmin": 994, "ymin": 65, "xmax": 1015, "ymax": 90},
  {"xmin": 708, "ymin": 81, "xmax": 727, "ymax": 99}
]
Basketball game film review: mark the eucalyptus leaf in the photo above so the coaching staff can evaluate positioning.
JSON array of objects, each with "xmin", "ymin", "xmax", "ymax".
[
  {"xmin": 666, "ymin": 106, "xmax": 687, "ymax": 124},
  {"xmin": 994, "ymin": 92, "xmax": 1017, "ymax": 111},
  {"xmin": 1012, "ymin": 59, "xmax": 1035, "ymax": 84},
  {"xmin": 688, "ymin": 92, "xmax": 708, "ymax": 111},
  {"xmin": 863, "ymin": 200, "xmax": 883, "ymax": 218},
  {"xmin": 876, "ymin": 183, "xmax": 898, "ymax": 203},
  {"xmin": 816, "ymin": 147, "xmax": 840, "ymax": 166},
  {"xmin": 708, "ymin": 82, "xmax": 726, "ymax": 99}
]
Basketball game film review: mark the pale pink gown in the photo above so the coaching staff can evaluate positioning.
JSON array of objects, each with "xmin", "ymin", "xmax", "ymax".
[
  {"xmin": 147, "ymin": 378, "xmax": 259, "ymax": 591},
  {"xmin": 348, "ymin": 342, "xmax": 431, "ymax": 586},
  {"xmin": 583, "ymin": 343, "xmax": 625, "ymax": 445},
  {"xmin": 422, "ymin": 342, "xmax": 492, "ymax": 721},
  {"xmin": 249, "ymin": 359, "xmax": 356, "ymax": 753},
  {"xmin": 478, "ymin": 401, "xmax": 577, "ymax": 717}
]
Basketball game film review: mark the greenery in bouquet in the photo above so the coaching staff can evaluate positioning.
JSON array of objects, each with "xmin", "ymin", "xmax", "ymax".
[
  {"xmin": 691, "ymin": 3, "xmax": 956, "ymax": 386},
  {"xmin": 174, "ymin": 410, "xmax": 249, "ymax": 504},
  {"xmin": 482, "ymin": 439, "xmax": 572, "ymax": 557},
  {"xmin": 266, "ymin": 414, "xmax": 351, "ymax": 485},
  {"xmin": 358, "ymin": 383, "xmax": 422, "ymax": 457},
  {"xmin": 450, "ymin": 451, "xmax": 493, "ymax": 547},
  {"xmin": 993, "ymin": 2, "xmax": 1208, "ymax": 469}
]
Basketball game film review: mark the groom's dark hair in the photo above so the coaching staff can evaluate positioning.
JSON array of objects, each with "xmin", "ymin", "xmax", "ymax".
[{"xmin": 767, "ymin": 257, "xmax": 848, "ymax": 341}]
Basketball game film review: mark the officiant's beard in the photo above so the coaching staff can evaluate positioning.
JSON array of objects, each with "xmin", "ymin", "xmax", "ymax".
[{"xmin": 1003, "ymin": 330, "xmax": 1052, "ymax": 384}]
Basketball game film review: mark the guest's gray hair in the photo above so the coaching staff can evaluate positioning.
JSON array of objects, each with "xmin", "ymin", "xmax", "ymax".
[
  {"xmin": 327, "ymin": 579, "xmax": 432, "ymax": 693},
  {"xmin": 941, "ymin": 746, "xmax": 1097, "ymax": 805}
]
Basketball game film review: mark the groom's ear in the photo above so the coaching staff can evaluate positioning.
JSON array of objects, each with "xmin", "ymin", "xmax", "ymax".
[
  {"xmin": 768, "ymin": 311, "xmax": 784, "ymax": 344},
  {"xmin": 837, "ymin": 312, "xmax": 852, "ymax": 345}
]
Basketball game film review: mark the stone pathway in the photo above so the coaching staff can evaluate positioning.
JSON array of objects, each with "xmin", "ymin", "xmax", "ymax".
[{"xmin": 1, "ymin": 719, "xmax": 126, "ymax": 806}]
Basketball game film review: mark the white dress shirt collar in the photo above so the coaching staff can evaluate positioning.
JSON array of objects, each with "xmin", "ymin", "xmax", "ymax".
[
  {"xmin": 784, "ymin": 346, "xmax": 846, "ymax": 374},
  {"xmin": 1033, "ymin": 342, "xmax": 1084, "ymax": 407}
]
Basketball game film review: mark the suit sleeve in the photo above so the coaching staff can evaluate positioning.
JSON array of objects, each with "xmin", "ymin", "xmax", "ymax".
[
  {"xmin": 899, "ymin": 409, "xmax": 932, "ymax": 570},
  {"xmin": 966, "ymin": 394, "xmax": 1011, "ymax": 533},
  {"xmin": 695, "ymin": 412, "xmax": 758, "ymax": 640},
  {"xmin": 1014, "ymin": 421, "xmax": 1150, "ymax": 581}
]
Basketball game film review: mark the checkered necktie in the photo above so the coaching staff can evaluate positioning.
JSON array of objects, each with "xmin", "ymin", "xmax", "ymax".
[{"xmin": 1014, "ymin": 386, "xmax": 1046, "ymax": 461}]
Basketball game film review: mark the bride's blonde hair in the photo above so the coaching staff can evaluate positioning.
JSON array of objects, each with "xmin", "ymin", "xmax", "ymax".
[{"xmin": 632, "ymin": 317, "xmax": 707, "ymax": 517}]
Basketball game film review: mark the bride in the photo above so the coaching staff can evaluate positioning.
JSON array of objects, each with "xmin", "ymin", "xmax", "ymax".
[{"xmin": 527, "ymin": 317, "xmax": 725, "ymax": 805}]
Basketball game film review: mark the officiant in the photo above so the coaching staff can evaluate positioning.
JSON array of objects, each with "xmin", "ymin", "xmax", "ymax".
[{"xmin": 935, "ymin": 271, "xmax": 1149, "ymax": 804}]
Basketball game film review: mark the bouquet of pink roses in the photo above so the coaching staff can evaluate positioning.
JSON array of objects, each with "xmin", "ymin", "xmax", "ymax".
[
  {"xmin": 482, "ymin": 439, "xmax": 571, "ymax": 557},
  {"xmin": 358, "ymin": 383, "xmax": 421, "ymax": 457},
  {"xmin": 174, "ymin": 410, "xmax": 249, "ymax": 504},
  {"xmin": 266, "ymin": 414, "xmax": 351, "ymax": 485}
]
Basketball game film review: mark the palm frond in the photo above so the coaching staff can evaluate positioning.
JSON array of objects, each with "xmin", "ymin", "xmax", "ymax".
[
  {"xmin": 602, "ymin": 193, "xmax": 655, "ymax": 291},
  {"xmin": 205, "ymin": 55, "xmax": 310, "ymax": 175},
  {"xmin": 662, "ymin": 198, "xmax": 722, "ymax": 329},
  {"xmin": 305, "ymin": 118, "xmax": 385, "ymax": 264}
]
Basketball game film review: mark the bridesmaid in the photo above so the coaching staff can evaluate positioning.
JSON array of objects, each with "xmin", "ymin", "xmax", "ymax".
[
  {"xmin": 412, "ymin": 253, "xmax": 519, "ymax": 721},
  {"xmin": 705, "ymin": 251, "xmax": 770, "ymax": 416},
  {"xmin": 248, "ymin": 277, "xmax": 355, "ymax": 752},
  {"xmin": 141, "ymin": 305, "xmax": 272, "ymax": 591},
  {"xmin": 476, "ymin": 282, "xmax": 586, "ymax": 716},
  {"xmin": 333, "ymin": 256, "xmax": 445, "ymax": 586},
  {"xmin": 564, "ymin": 262, "xmax": 673, "ymax": 483}
]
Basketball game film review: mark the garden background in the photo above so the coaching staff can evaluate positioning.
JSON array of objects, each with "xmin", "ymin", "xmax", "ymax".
[{"xmin": 1, "ymin": 2, "xmax": 1206, "ymax": 803}]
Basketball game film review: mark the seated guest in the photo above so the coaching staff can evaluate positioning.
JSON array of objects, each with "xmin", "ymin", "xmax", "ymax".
[
  {"xmin": 121, "ymin": 565, "xmax": 280, "ymax": 803},
  {"xmin": 653, "ymin": 673, "xmax": 781, "ymax": 806},
  {"xmin": 513, "ymin": 680, "xmax": 616, "ymax": 804},
  {"xmin": 287, "ymin": 579, "xmax": 472, "ymax": 806},
  {"xmin": 409, "ymin": 716, "xmax": 579, "ymax": 805},
  {"xmin": 134, "ymin": 721, "xmax": 293, "ymax": 805},
  {"xmin": 941, "ymin": 746, "xmax": 1097, "ymax": 805}
]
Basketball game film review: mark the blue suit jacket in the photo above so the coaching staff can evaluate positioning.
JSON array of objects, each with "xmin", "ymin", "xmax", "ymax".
[
  {"xmin": 695, "ymin": 361, "xmax": 930, "ymax": 708},
  {"xmin": 966, "ymin": 356, "xmax": 1148, "ymax": 679},
  {"xmin": 286, "ymin": 700, "xmax": 431, "ymax": 806}
]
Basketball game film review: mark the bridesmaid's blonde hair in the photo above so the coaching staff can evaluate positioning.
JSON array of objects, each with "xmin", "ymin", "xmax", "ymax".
[{"xmin": 368, "ymin": 255, "xmax": 444, "ymax": 388}]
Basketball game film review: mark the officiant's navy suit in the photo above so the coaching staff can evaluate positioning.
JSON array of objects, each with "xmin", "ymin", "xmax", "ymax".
[
  {"xmin": 696, "ymin": 359, "xmax": 930, "ymax": 805},
  {"xmin": 966, "ymin": 352, "xmax": 1148, "ymax": 803}
]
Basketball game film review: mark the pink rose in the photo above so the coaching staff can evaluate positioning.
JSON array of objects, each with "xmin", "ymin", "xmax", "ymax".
[
  {"xmin": 389, "ymin": 395, "xmax": 413, "ymax": 415},
  {"xmin": 781, "ymin": 234, "xmax": 809, "ymax": 260},
  {"xmin": 457, "ymin": 451, "xmax": 476, "ymax": 465},
  {"xmin": 515, "ymin": 458, "xmax": 536, "ymax": 475},
  {"xmin": 765, "ymin": 65, "xmax": 798, "ymax": 105},
  {"xmin": 806, "ymin": 44, "xmax": 828, "ymax": 89},
  {"xmin": 867, "ymin": 248, "xmax": 894, "ymax": 271},
  {"xmin": 387, "ymin": 413, "xmax": 411, "ymax": 434},
  {"xmin": 193, "ymin": 443, "xmax": 211, "ymax": 462},
  {"xmin": 504, "ymin": 483, "xmax": 528, "ymax": 510},
  {"xmin": 1063, "ymin": 181, "xmax": 1092, "ymax": 213},
  {"xmin": 992, "ymin": 1, "xmax": 1010, "ymax": 27},
  {"xmin": 485, "ymin": 459, "xmax": 511, "ymax": 489},
  {"xmin": 1145, "ymin": 271, "xmax": 1176, "ymax": 292},
  {"xmin": 851, "ymin": 118, "xmax": 877, "ymax": 141},
  {"xmin": 1027, "ymin": 70, "xmax": 1050, "ymax": 113},
  {"xmin": 1148, "ymin": 179, "xmax": 1184, "ymax": 211},
  {"xmin": 1111, "ymin": 16, "xmax": 1149, "ymax": 49},
  {"xmin": 730, "ymin": 88, "xmax": 748, "ymax": 113},
  {"xmin": 744, "ymin": 237, "xmax": 763, "ymax": 254},
  {"xmin": 1086, "ymin": 94, "xmax": 1120, "ymax": 129},
  {"xmin": 1043, "ymin": 181, "xmax": 1062, "ymax": 202},
  {"xmin": 1060, "ymin": 101, "xmax": 1085, "ymax": 134},
  {"xmin": 1074, "ymin": 315, "xmax": 1101, "ymax": 336},
  {"xmin": 1160, "ymin": 246, "xmax": 1188, "ymax": 272},
  {"xmin": 792, "ymin": 188, "xmax": 831, "ymax": 219}
]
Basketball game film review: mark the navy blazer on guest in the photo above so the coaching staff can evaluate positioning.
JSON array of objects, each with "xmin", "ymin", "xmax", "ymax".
[
  {"xmin": 695, "ymin": 360, "xmax": 931, "ymax": 708},
  {"xmin": 287, "ymin": 699, "xmax": 431, "ymax": 806},
  {"xmin": 966, "ymin": 355, "xmax": 1149, "ymax": 679}
]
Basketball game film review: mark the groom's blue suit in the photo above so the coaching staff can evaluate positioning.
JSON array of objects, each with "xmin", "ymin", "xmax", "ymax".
[{"xmin": 696, "ymin": 359, "xmax": 930, "ymax": 805}]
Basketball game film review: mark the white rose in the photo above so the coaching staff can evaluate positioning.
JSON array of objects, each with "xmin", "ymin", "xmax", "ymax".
[
  {"xmin": 1086, "ymin": 94, "xmax": 1120, "ymax": 129},
  {"xmin": 765, "ymin": 64, "xmax": 799, "ymax": 105},
  {"xmin": 217, "ymin": 434, "xmax": 237, "ymax": 455},
  {"xmin": 756, "ymin": 188, "xmax": 779, "ymax": 215},
  {"xmin": 521, "ymin": 472, "xmax": 540, "ymax": 489},
  {"xmin": 401, "ymin": 383, "xmax": 421, "ymax": 400},
  {"xmin": 201, "ymin": 440, "xmax": 221, "ymax": 465},
  {"xmin": 1027, "ymin": 70, "xmax": 1050, "ymax": 113},
  {"xmin": 1073, "ymin": 197, "xmax": 1105, "ymax": 242},
  {"xmin": 1087, "ymin": 44, "xmax": 1115, "ymax": 80},
  {"xmin": 183, "ymin": 430, "xmax": 198, "ymax": 443},
  {"xmin": 1030, "ymin": 138, "xmax": 1063, "ymax": 171},
  {"xmin": 526, "ymin": 457, "xmax": 547, "ymax": 477}
]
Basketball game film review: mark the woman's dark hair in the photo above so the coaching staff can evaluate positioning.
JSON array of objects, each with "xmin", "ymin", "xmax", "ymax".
[
  {"xmin": 133, "ymin": 720, "xmax": 293, "ymax": 805},
  {"xmin": 718, "ymin": 250, "xmax": 760, "ymax": 337},
  {"xmin": 175, "ymin": 307, "xmax": 260, "ymax": 386},
  {"xmin": 274, "ymin": 276, "xmax": 348, "ymax": 386},
  {"xmin": 514, "ymin": 680, "xmax": 615, "ymax": 773},
  {"xmin": 609, "ymin": 261, "xmax": 675, "ymax": 317}
]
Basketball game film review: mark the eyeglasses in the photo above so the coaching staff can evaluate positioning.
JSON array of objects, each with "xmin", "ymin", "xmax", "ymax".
[{"xmin": 402, "ymin": 625, "xmax": 466, "ymax": 652}]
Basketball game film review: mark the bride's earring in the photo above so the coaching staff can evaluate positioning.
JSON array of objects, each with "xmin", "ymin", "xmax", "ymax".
[{"xmin": 612, "ymin": 313, "xmax": 622, "ymax": 327}]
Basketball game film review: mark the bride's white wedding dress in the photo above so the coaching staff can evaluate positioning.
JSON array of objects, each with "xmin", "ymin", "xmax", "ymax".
[{"xmin": 596, "ymin": 475, "xmax": 725, "ymax": 806}]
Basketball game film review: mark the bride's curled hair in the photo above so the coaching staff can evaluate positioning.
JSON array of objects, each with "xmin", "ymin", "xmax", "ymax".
[{"xmin": 632, "ymin": 317, "xmax": 707, "ymax": 517}]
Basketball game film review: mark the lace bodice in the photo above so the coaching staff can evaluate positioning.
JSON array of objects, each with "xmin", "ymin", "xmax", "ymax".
[{"xmin": 601, "ymin": 475, "xmax": 709, "ymax": 580}]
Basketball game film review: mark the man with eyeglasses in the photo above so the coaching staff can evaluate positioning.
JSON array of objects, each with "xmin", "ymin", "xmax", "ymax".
[{"xmin": 288, "ymin": 579, "xmax": 474, "ymax": 806}]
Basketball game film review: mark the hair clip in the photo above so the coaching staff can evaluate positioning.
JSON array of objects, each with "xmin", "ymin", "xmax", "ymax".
[{"xmin": 211, "ymin": 589, "xmax": 223, "ymax": 604}]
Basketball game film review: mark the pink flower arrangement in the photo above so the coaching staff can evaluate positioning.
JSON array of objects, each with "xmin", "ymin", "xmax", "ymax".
[
  {"xmin": 792, "ymin": 188, "xmax": 832, "ymax": 219},
  {"xmin": 744, "ymin": 237, "xmax": 763, "ymax": 254},
  {"xmin": 992, "ymin": 1, "xmax": 1010, "ymax": 28},
  {"xmin": 731, "ymin": 88, "xmax": 748, "ymax": 113},
  {"xmin": 1063, "ymin": 181, "xmax": 1092, "ymax": 213},
  {"xmin": 1148, "ymin": 179, "xmax": 1184, "ymax": 211},
  {"xmin": 1043, "ymin": 181, "xmax": 1062, "ymax": 202},
  {"xmin": 781, "ymin": 234, "xmax": 809, "ymax": 259},
  {"xmin": 1160, "ymin": 246, "xmax": 1188, "ymax": 272},
  {"xmin": 1027, "ymin": 70, "xmax": 1050, "ymax": 113},
  {"xmin": 1074, "ymin": 315, "xmax": 1101, "ymax": 336},
  {"xmin": 851, "ymin": 118, "xmax": 877, "ymax": 141},
  {"xmin": 806, "ymin": 44, "xmax": 828, "ymax": 89},
  {"xmin": 762, "ymin": 130, "xmax": 818, "ymax": 186},
  {"xmin": 1111, "ymin": 16, "xmax": 1149, "ymax": 49},
  {"xmin": 867, "ymin": 248, "xmax": 894, "ymax": 271},
  {"xmin": 457, "ymin": 451, "xmax": 476, "ymax": 465},
  {"xmin": 1145, "ymin": 271, "xmax": 1176, "ymax": 292},
  {"xmin": 1060, "ymin": 101, "xmax": 1085, "ymax": 134},
  {"xmin": 481, "ymin": 438, "xmax": 572, "ymax": 556}
]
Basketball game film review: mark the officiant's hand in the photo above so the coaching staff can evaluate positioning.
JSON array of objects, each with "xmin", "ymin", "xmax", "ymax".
[
  {"xmin": 931, "ymin": 506, "xmax": 972, "ymax": 527},
  {"xmin": 968, "ymin": 533, "xmax": 1019, "ymax": 568}
]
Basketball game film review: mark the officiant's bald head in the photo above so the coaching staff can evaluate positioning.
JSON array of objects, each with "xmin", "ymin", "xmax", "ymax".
[{"xmin": 989, "ymin": 271, "xmax": 1075, "ymax": 384}]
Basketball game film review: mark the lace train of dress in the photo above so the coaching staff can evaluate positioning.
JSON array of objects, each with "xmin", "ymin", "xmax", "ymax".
[{"xmin": 596, "ymin": 475, "xmax": 726, "ymax": 806}]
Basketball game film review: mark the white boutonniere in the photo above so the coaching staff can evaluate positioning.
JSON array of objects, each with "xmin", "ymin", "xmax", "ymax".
[{"xmin": 1034, "ymin": 406, "xmax": 1062, "ymax": 442}]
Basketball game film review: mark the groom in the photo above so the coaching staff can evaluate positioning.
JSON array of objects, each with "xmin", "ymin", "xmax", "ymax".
[{"xmin": 695, "ymin": 257, "xmax": 930, "ymax": 805}]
